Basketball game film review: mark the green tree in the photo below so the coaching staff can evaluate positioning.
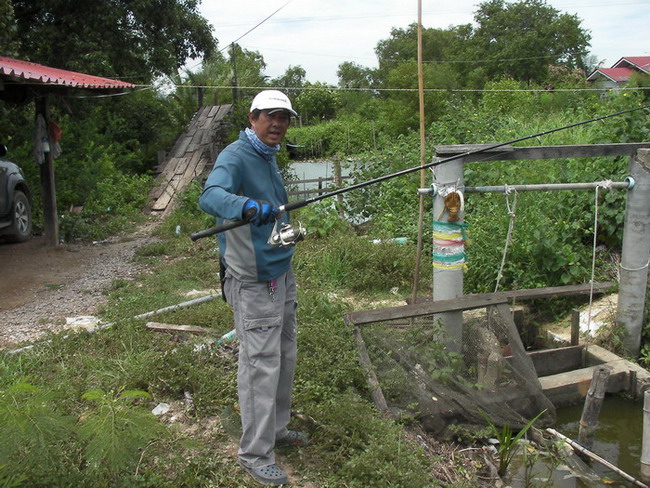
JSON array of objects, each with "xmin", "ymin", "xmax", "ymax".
[
  {"xmin": 172, "ymin": 50, "xmax": 230, "ymax": 121},
  {"xmin": 228, "ymin": 43, "xmax": 269, "ymax": 101},
  {"xmin": 380, "ymin": 61, "xmax": 458, "ymax": 134},
  {"xmin": 464, "ymin": 0, "xmax": 591, "ymax": 84},
  {"xmin": 375, "ymin": 24, "xmax": 459, "ymax": 84},
  {"xmin": 11, "ymin": 0, "xmax": 216, "ymax": 82},
  {"xmin": 271, "ymin": 65, "xmax": 306, "ymax": 100},
  {"xmin": 337, "ymin": 61, "xmax": 377, "ymax": 89},
  {"xmin": 0, "ymin": 0, "xmax": 19, "ymax": 56},
  {"xmin": 336, "ymin": 61, "xmax": 378, "ymax": 114},
  {"xmin": 295, "ymin": 83, "xmax": 341, "ymax": 123}
]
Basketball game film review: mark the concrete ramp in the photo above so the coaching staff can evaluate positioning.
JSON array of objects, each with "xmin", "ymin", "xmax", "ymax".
[{"xmin": 149, "ymin": 104, "xmax": 232, "ymax": 218}]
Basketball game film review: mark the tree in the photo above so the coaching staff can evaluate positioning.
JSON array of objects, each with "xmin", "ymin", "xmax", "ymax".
[
  {"xmin": 294, "ymin": 83, "xmax": 341, "ymax": 123},
  {"xmin": 228, "ymin": 43, "xmax": 269, "ymax": 99},
  {"xmin": 337, "ymin": 61, "xmax": 377, "ymax": 90},
  {"xmin": 10, "ymin": 0, "xmax": 216, "ymax": 82},
  {"xmin": 0, "ymin": 0, "xmax": 19, "ymax": 57},
  {"xmin": 382, "ymin": 62, "xmax": 459, "ymax": 134},
  {"xmin": 271, "ymin": 65, "xmax": 306, "ymax": 100},
  {"xmin": 336, "ymin": 61, "xmax": 378, "ymax": 114},
  {"xmin": 374, "ymin": 24, "xmax": 459, "ymax": 84},
  {"xmin": 465, "ymin": 0, "xmax": 591, "ymax": 84}
]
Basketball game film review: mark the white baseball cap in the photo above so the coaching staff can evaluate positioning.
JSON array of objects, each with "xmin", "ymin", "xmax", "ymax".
[{"xmin": 250, "ymin": 90, "xmax": 297, "ymax": 116}]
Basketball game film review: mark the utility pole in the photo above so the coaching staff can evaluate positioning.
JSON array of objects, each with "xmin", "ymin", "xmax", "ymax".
[
  {"xmin": 617, "ymin": 148, "xmax": 650, "ymax": 356},
  {"xmin": 231, "ymin": 43, "xmax": 239, "ymax": 104}
]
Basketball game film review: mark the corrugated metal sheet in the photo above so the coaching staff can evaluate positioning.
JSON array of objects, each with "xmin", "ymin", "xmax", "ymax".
[
  {"xmin": 590, "ymin": 67, "xmax": 635, "ymax": 82},
  {"xmin": 613, "ymin": 56, "xmax": 650, "ymax": 73},
  {"xmin": 0, "ymin": 56, "xmax": 135, "ymax": 89}
]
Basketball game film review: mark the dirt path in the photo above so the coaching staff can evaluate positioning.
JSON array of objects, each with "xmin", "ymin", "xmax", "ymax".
[{"xmin": 0, "ymin": 223, "xmax": 159, "ymax": 348}]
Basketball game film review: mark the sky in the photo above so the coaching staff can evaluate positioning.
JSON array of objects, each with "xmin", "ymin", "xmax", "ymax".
[{"xmin": 196, "ymin": 0, "xmax": 650, "ymax": 85}]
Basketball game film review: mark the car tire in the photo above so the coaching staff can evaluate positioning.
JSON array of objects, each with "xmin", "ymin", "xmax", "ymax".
[{"xmin": 6, "ymin": 190, "xmax": 32, "ymax": 242}]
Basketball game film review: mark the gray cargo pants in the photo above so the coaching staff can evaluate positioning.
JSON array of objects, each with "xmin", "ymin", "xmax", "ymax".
[{"xmin": 224, "ymin": 267, "xmax": 297, "ymax": 468}]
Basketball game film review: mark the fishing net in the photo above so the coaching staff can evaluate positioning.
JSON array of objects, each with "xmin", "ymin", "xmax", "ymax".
[{"xmin": 358, "ymin": 303, "xmax": 556, "ymax": 437}]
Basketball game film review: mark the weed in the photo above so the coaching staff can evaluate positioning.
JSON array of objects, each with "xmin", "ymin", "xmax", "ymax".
[
  {"xmin": 79, "ymin": 389, "xmax": 167, "ymax": 481},
  {"xmin": 480, "ymin": 409, "xmax": 547, "ymax": 477},
  {"xmin": 0, "ymin": 382, "xmax": 75, "ymax": 479}
]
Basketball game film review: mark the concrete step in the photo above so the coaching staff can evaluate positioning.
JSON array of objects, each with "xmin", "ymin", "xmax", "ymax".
[{"xmin": 537, "ymin": 345, "xmax": 650, "ymax": 407}]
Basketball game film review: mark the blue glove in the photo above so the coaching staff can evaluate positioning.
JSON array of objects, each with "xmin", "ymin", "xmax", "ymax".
[{"xmin": 242, "ymin": 199, "xmax": 279, "ymax": 226}]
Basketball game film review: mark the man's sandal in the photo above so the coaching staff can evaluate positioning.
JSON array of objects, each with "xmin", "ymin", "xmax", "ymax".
[
  {"xmin": 276, "ymin": 430, "xmax": 309, "ymax": 448},
  {"xmin": 239, "ymin": 460, "xmax": 288, "ymax": 486}
]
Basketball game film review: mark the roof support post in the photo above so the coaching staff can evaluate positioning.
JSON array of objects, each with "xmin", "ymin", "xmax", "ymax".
[
  {"xmin": 617, "ymin": 148, "xmax": 650, "ymax": 356},
  {"xmin": 432, "ymin": 157, "xmax": 465, "ymax": 352},
  {"xmin": 35, "ymin": 95, "xmax": 59, "ymax": 247}
]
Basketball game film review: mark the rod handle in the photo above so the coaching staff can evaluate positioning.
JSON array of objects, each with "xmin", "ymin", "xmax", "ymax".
[{"xmin": 190, "ymin": 220, "xmax": 247, "ymax": 241}]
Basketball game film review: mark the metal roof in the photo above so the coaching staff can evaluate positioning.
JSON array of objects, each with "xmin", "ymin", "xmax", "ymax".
[
  {"xmin": 0, "ymin": 56, "xmax": 135, "ymax": 90},
  {"xmin": 612, "ymin": 56, "xmax": 650, "ymax": 74},
  {"xmin": 587, "ymin": 67, "xmax": 635, "ymax": 83}
]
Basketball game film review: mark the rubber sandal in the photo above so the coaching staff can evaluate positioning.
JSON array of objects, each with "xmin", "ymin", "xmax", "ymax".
[
  {"xmin": 276, "ymin": 429, "xmax": 309, "ymax": 448},
  {"xmin": 239, "ymin": 460, "xmax": 288, "ymax": 486}
]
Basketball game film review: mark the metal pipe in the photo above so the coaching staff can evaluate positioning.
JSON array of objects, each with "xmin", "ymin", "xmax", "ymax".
[
  {"xmin": 464, "ymin": 180, "xmax": 631, "ymax": 193},
  {"xmin": 419, "ymin": 179, "xmax": 632, "ymax": 195},
  {"xmin": 7, "ymin": 293, "xmax": 221, "ymax": 355}
]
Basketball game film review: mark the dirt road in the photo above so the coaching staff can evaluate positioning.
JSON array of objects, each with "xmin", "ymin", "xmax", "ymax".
[{"xmin": 0, "ymin": 226, "xmax": 157, "ymax": 348}]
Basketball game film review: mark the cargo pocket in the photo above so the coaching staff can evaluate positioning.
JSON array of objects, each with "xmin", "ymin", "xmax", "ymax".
[{"xmin": 239, "ymin": 282, "xmax": 282, "ymax": 360}]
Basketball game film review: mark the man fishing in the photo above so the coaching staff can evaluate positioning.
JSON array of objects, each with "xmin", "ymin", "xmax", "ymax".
[{"xmin": 199, "ymin": 89, "xmax": 308, "ymax": 486}]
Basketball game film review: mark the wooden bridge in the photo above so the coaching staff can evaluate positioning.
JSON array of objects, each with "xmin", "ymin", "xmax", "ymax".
[{"xmin": 149, "ymin": 104, "xmax": 233, "ymax": 218}]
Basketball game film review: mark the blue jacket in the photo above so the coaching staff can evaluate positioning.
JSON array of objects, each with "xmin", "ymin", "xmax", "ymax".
[{"xmin": 199, "ymin": 131, "xmax": 294, "ymax": 282}]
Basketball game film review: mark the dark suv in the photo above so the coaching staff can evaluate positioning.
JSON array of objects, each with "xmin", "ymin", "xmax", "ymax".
[{"xmin": 0, "ymin": 144, "xmax": 32, "ymax": 242}]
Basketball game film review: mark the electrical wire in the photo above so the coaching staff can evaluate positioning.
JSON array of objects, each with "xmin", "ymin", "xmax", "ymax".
[{"xmin": 219, "ymin": 0, "xmax": 294, "ymax": 52}]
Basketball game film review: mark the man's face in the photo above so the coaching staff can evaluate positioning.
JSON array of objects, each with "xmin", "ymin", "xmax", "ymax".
[{"xmin": 249, "ymin": 110, "xmax": 291, "ymax": 146}]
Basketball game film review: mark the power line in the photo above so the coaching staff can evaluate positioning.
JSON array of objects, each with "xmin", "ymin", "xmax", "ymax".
[
  {"xmin": 211, "ymin": 1, "xmax": 647, "ymax": 28},
  {"xmin": 219, "ymin": 0, "xmax": 294, "ymax": 52},
  {"xmin": 241, "ymin": 45, "xmax": 562, "ymax": 64},
  {"xmin": 142, "ymin": 83, "xmax": 650, "ymax": 94}
]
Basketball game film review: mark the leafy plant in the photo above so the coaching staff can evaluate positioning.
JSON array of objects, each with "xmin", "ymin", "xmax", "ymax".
[
  {"xmin": 480, "ymin": 409, "xmax": 547, "ymax": 477},
  {"xmin": 0, "ymin": 382, "xmax": 75, "ymax": 478},
  {"xmin": 79, "ymin": 389, "xmax": 166, "ymax": 480}
]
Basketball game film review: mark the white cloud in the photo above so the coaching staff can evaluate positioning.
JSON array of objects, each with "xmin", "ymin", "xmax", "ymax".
[{"xmin": 198, "ymin": 0, "xmax": 650, "ymax": 84}]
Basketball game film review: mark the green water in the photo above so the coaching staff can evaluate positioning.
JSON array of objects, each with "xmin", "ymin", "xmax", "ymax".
[{"xmin": 555, "ymin": 395, "xmax": 643, "ymax": 487}]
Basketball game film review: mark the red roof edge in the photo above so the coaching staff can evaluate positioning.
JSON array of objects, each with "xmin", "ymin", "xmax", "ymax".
[{"xmin": 0, "ymin": 56, "xmax": 135, "ymax": 90}]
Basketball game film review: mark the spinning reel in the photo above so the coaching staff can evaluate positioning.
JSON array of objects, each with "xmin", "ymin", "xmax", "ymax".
[{"xmin": 267, "ymin": 220, "xmax": 306, "ymax": 247}]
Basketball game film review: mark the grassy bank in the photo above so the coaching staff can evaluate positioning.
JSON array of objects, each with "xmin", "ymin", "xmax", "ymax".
[{"xmin": 0, "ymin": 187, "xmax": 484, "ymax": 487}]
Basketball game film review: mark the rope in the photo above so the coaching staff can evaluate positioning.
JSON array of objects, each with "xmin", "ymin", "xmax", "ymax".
[
  {"xmin": 586, "ymin": 184, "xmax": 604, "ymax": 331},
  {"xmin": 620, "ymin": 258, "xmax": 650, "ymax": 272},
  {"xmin": 494, "ymin": 187, "xmax": 517, "ymax": 293}
]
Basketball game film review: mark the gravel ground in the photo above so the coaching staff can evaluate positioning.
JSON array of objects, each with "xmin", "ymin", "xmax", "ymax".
[{"xmin": 0, "ymin": 224, "xmax": 160, "ymax": 349}]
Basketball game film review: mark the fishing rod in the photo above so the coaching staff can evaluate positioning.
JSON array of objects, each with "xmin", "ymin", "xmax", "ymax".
[{"xmin": 190, "ymin": 103, "xmax": 650, "ymax": 242}]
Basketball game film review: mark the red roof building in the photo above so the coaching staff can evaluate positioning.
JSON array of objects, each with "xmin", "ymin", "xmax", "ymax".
[
  {"xmin": 587, "ymin": 56, "xmax": 650, "ymax": 88},
  {"xmin": 0, "ymin": 56, "xmax": 135, "ymax": 90},
  {"xmin": 0, "ymin": 56, "xmax": 135, "ymax": 246}
]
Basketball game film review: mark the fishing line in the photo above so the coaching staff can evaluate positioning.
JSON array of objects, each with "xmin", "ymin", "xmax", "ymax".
[{"xmin": 191, "ymin": 103, "xmax": 650, "ymax": 241}]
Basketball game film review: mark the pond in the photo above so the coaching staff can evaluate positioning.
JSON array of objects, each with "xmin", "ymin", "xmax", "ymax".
[
  {"xmin": 288, "ymin": 160, "xmax": 353, "ymax": 195},
  {"xmin": 505, "ymin": 396, "xmax": 643, "ymax": 487},
  {"xmin": 554, "ymin": 395, "xmax": 643, "ymax": 487}
]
